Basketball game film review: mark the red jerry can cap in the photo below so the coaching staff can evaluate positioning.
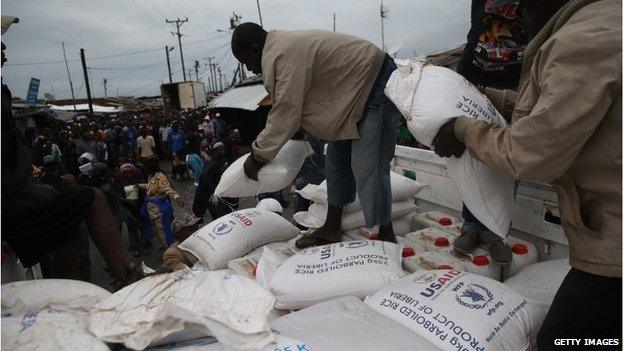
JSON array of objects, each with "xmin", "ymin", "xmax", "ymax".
[
  {"xmin": 434, "ymin": 237, "xmax": 450, "ymax": 247},
  {"xmin": 370, "ymin": 232, "xmax": 380, "ymax": 240},
  {"xmin": 512, "ymin": 244, "xmax": 529, "ymax": 255},
  {"xmin": 472, "ymin": 255, "xmax": 490, "ymax": 266},
  {"xmin": 252, "ymin": 265, "xmax": 257, "ymax": 277},
  {"xmin": 438, "ymin": 217, "xmax": 453, "ymax": 226},
  {"xmin": 402, "ymin": 247, "xmax": 416, "ymax": 257}
]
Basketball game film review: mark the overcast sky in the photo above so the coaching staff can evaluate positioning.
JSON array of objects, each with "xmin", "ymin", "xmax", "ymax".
[{"xmin": 1, "ymin": 0, "xmax": 470, "ymax": 99}]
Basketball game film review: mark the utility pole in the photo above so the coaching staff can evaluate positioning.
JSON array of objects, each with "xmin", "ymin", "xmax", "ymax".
[
  {"xmin": 194, "ymin": 60, "xmax": 199, "ymax": 82},
  {"xmin": 217, "ymin": 65, "xmax": 223, "ymax": 91},
  {"xmin": 165, "ymin": 45, "xmax": 174, "ymax": 83},
  {"xmin": 103, "ymin": 78, "xmax": 108, "ymax": 97},
  {"xmin": 380, "ymin": 0, "xmax": 388, "ymax": 51},
  {"xmin": 211, "ymin": 63, "xmax": 218, "ymax": 92},
  {"xmin": 204, "ymin": 57, "xmax": 215, "ymax": 92},
  {"xmin": 80, "ymin": 48, "xmax": 93, "ymax": 114},
  {"xmin": 166, "ymin": 17, "xmax": 189, "ymax": 81},
  {"xmin": 256, "ymin": 0, "xmax": 264, "ymax": 27},
  {"xmin": 333, "ymin": 12, "xmax": 336, "ymax": 32},
  {"xmin": 61, "ymin": 42, "xmax": 76, "ymax": 110}
]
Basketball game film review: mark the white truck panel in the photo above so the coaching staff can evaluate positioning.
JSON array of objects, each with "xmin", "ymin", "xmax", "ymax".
[{"xmin": 393, "ymin": 146, "xmax": 569, "ymax": 261}]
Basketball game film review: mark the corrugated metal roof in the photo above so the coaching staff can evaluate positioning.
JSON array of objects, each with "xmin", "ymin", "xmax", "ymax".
[{"xmin": 209, "ymin": 84, "xmax": 268, "ymax": 111}]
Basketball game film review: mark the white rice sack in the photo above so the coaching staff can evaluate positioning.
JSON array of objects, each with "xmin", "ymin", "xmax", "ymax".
[
  {"xmin": 88, "ymin": 269, "xmax": 276, "ymax": 351},
  {"xmin": 271, "ymin": 296, "xmax": 441, "ymax": 351},
  {"xmin": 179, "ymin": 209, "xmax": 299, "ymax": 270},
  {"xmin": 366, "ymin": 270, "xmax": 546, "ymax": 351},
  {"xmin": 2, "ymin": 279, "xmax": 111, "ymax": 314},
  {"xmin": 504, "ymin": 258, "xmax": 570, "ymax": 307},
  {"xmin": 215, "ymin": 140, "xmax": 307, "ymax": 198},
  {"xmin": 257, "ymin": 240, "xmax": 404, "ymax": 310},
  {"xmin": 295, "ymin": 171, "xmax": 426, "ymax": 214},
  {"xmin": 2, "ymin": 307, "xmax": 109, "ymax": 351},
  {"xmin": 255, "ymin": 198, "xmax": 283, "ymax": 213},
  {"xmin": 301, "ymin": 200, "xmax": 417, "ymax": 231},
  {"xmin": 385, "ymin": 59, "xmax": 513, "ymax": 238}
]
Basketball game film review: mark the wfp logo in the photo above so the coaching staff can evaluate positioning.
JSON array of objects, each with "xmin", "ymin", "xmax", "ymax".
[
  {"xmin": 212, "ymin": 222, "xmax": 233, "ymax": 236},
  {"xmin": 455, "ymin": 284, "xmax": 494, "ymax": 310},
  {"xmin": 345, "ymin": 241, "xmax": 368, "ymax": 249},
  {"xmin": 413, "ymin": 272, "xmax": 437, "ymax": 284}
]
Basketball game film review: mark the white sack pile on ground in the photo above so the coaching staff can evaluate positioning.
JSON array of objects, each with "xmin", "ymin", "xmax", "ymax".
[
  {"xmin": 385, "ymin": 59, "xmax": 513, "ymax": 238},
  {"xmin": 215, "ymin": 140, "xmax": 308, "ymax": 198},
  {"xmin": 88, "ymin": 269, "xmax": 276, "ymax": 350},
  {"xmin": 1, "ymin": 279, "xmax": 113, "ymax": 351}
]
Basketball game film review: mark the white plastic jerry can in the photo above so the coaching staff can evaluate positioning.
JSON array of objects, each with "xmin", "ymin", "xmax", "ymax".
[
  {"xmin": 463, "ymin": 248, "xmax": 501, "ymax": 280},
  {"xmin": 403, "ymin": 250, "xmax": 467, "ymax": 273},
  {"xmin": 506, "ymin": 236, "xmax": 539, "ymax": 277},
  {"xmin": 404, "ymin": 227, "xmax": 457, "ymax": 253},
  {"xmin": 411, "ymin": 211, "xmax": 462, "ymax": 234}
]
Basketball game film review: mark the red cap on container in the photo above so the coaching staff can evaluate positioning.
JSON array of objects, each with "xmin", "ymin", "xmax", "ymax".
[
  {"xmin": 438, "ymin": 265, "xmax": 453, "ymax": 270},
  {"xmin": 402, "ymin": 247, "xmax": 415, "ymax": 257},
  {"xmin": 472, "ymin": 255, "xmax": 489, "ymax": 266},
  {"xmin": 252, "ymin": 265, "xmax": 257, "ymax": 277},
  {"xmin": 370, "ymin": 232, "xmax": 379, "ymax": 240},
  {"xmin": 512, "ymin": 244, "xmax": 528, "ymax": 255},
  {"xmin": 434, "ymin": 237, "xmax": 450, "ymax": 247},
  {"xmin": 438, "ymin": 217, "xmax": 453, "ymax": 226}
]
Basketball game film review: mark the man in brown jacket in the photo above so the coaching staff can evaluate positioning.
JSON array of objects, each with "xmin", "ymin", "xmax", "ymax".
[
  {"xmin": 433, "ymin": 0, "xmax": 621, "ymax": 347},
  {"xmin": 231, "ymin": 23, "xmax": 402, "ymax": 248}
]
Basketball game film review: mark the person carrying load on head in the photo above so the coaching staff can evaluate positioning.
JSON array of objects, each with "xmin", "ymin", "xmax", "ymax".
[{"xmin": 231, "ymin": 22, "xmax": 402, "ymax": 249}]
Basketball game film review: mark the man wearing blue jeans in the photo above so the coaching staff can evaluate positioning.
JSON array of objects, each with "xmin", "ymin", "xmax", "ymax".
[
  {"xmin": 452, "ymin": 0, "xmax": 527, "ymax": 265},
  {"xmin": 230, "ymin": 23, "xmax": 401, "ymax": 248}
]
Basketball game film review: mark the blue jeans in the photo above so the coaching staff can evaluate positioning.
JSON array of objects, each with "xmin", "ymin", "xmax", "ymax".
[
  {"xmin": 461, "ymin": 205, "xmax": 502, "ymax": 243},
  {"xmin": 326, "ymin": 56, "xmax": 400, "ymax": 227}
]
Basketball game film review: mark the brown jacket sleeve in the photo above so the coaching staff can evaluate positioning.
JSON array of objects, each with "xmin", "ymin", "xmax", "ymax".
[
  {"xmin": 252, "ymin": 53, "xmax": 312, "ymax": 162},
  {"xmin": 484, "ymin": 87, "xmax": 518, "ymax": 123},
  {"xmin": 457, "ymin": 30, "xmax": 618, "ymax": 183}
]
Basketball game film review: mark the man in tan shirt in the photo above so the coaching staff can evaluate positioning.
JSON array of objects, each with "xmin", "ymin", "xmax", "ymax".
[
  {"xmin": 433, "ymin": 0, "xmax": 621, "ymax": 347},
  {"xmin": 163, "ymin": 213, "xmax": 201, "ymax": 271},
  {"xmin": 231, "ymin": 22, "xmax": 401, "ymax": 248}
]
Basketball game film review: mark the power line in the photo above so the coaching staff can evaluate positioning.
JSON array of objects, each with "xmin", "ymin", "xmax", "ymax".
[
  {"xmin": 5, "ymin": 34, "xmax": 230, "ymax": 67},
  {"xmin": 128, "ymin": 0, "xmax": 170, "ymax": 36}
]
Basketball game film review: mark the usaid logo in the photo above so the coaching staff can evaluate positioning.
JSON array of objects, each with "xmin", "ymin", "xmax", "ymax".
[
  {"xmin": 212, "ymin": 222, "xmax": 233, "ymax": 236},
  {"xmin": 345, "ymin": 241, "xmax": 368, "ymax": 249},
  {"xmin": 455, "ymin": 284, "xmax": 494, "ymax": 310},
  {"xmin": 413, "ymin": 272, "xmax": 437, "ymax": 284}
]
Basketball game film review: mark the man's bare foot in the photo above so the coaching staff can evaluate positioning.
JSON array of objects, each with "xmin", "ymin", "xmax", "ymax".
[
  {"xmin": 377, "ymin": 222, "xmax": 397, "ymax": 243},
  {"xmin": 295, "ymin": 225, "xmax": 343, "ymax": 249}
]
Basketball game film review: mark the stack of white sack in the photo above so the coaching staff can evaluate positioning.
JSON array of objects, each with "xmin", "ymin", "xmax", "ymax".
[
  {"xmin": 256, "ymin": 240, "xmax": 404, "ymax": 310},
  {"xmin": 293, "ymin": 171, "xmax": 424, "ymax": 232},
  {"xmin": 178, "ymin": 208, "xmax": 300, "ymax": 270},
  {"xmin": 385, "ymin": 59, "xmax": 514, "ymax": 238},
  {"xmin": 214, "ymin": 140, "xmax": 308, "ymax": 198},
  {"xmin": 365, "ymin": 270, "xmax": 547, "ymax": 351},
  {"xmin": 2, "ymin": 279, "xmax": 113, "ymax": 350},
  {"xmin": 88, "ymin": 269, "xmax": 276, "ymax": 351},
  {"xmin": 271, "ymin": 296, "xmax": 441, "ymax": 350}
]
